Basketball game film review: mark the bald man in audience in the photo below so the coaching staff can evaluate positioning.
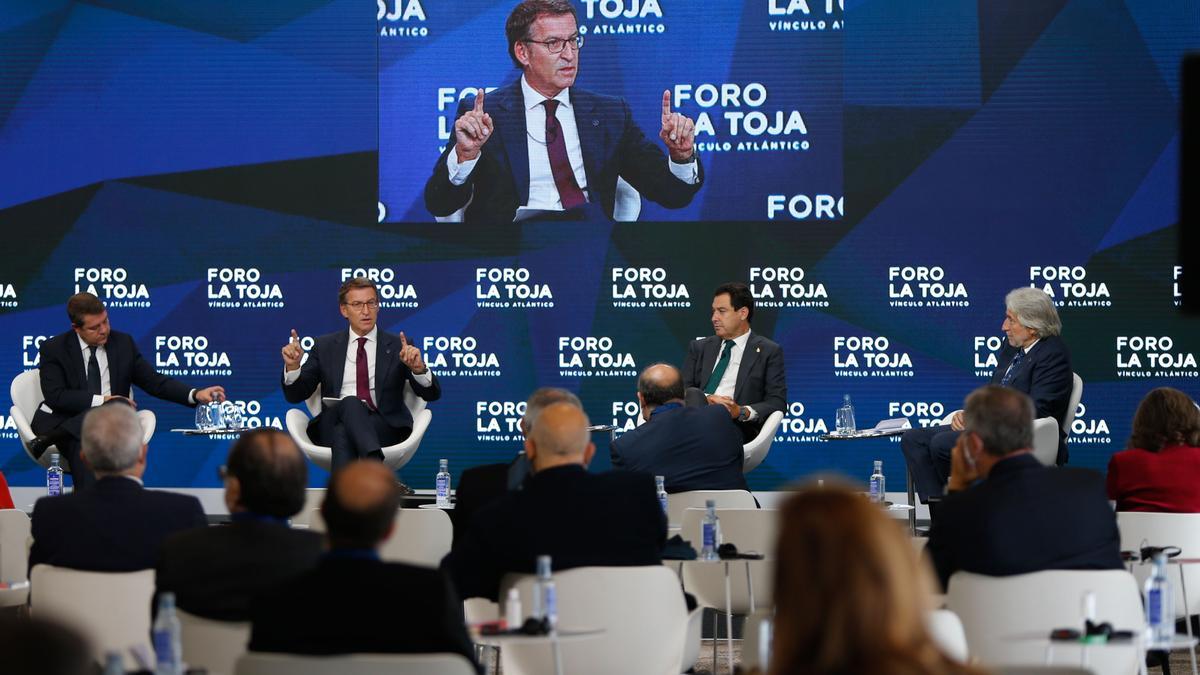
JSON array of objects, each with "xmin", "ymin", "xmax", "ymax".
[
  {"xmin": 443, "ymin": 402, "xmax": 666, "ymax": 601},
  {"xmin": 248, "ymin": 461, "xmax": 476, "ymax": 666},
  {"xmin": 28, "ymin": 404, "xmax": 206, "ymax": 574},
  {"xmin": 157, "ymin": 429, "xmax": 323, "ymax": 621}
]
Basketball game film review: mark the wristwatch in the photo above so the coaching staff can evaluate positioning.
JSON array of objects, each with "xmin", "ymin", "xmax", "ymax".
[{"xmin": 738, "ymin": 406, "xmax": 751, "ymax": 422}]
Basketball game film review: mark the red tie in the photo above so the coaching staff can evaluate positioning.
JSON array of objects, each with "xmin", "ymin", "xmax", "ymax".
[
  {"xmin": 356, "ymin": 337, "xmax": 376, "ymax": 411},
  {"xmin": 542, "ymin": 99, "xmax": 586, "ymax": 210}
]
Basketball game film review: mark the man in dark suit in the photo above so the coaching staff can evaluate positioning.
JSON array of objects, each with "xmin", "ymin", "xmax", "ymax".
[
  {"xmin": 443, "ymin": 402, "xmax": 665, "ymax": 601},
  {"xmin": 682, "ymin": 282, "xmax": 787, "ymax": 442},
  {"xmin": 29, "ymin": 404, "xmax": 207, "ymax": 573},
  {"xmin": 612, "ymin": 364, "xmax": 748, "ymax": 493},
  {"xmin": 927, "ymin": 386, "xmax": 1122, "ymax": 589},
  {"xmin": 156, "ymin": 429, "xmax": 323, "ymax": 621},
  {"xmin": 30, "ymin": 292, "xmax": 226, "ymax": 489},
  {"xmin": 281, "ymin": 277, "xmax": 440, "ymax": 471},
  {"xmin": 248, "ymin": 461, "xmax": 476, "ymax": 667},
  {"xmin": 902, "ymin": 287, "xmax": 1074, "ymax": 502},
  {"xmin": 424, "ymin": 0, "xmax": 702, "ymax": 223}
]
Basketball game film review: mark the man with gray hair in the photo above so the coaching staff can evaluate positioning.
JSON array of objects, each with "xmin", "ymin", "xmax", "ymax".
[
  {"xmin": 902, "ymin": 287, "xmax": 1074, "ymax": 503},
  {"xmin": 927, "ymin": 386, "xmax": 1120, "ymax": 588},
  {"xmin": 29, "ymin": 404, "xmax": 206, "ymax": 572}
]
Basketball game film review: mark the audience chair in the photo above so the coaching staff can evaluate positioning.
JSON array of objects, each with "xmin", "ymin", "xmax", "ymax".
[
  {"xmin": 0, "ymin": 509, "xmax": 31, "ymax": 607},
  {"xmin": 500, "ymin": 565, "xmax": 689, "ymax": 675},
  {"xmin": 284, "ymin": 384, "xmax": 431, "ymax": 472},
  {"xmin": 30, "ymin": 564, "xmax": 155, "ymax": 670},
  {"xmin": 179, "ymin": 609, "xmax": 250, "ymax": 675},
  {"xmin": 666, "ymin": 489, "xmax": 756, "ymax": 528},
  {"xmin": 11, "ymin": 368, "xmax": 157, "ymax": 471},
  {"xmin": 1118, "ymin": 511, "xmax": 1200, "ymax": 622},
  {"xmin": 739, "ymin": 609, "xmax": 773, "ymax": 672},
  {"xmin": 236, "ymin": 652, "xmax": 478, "ymax": 675},
  {"xmin": 379, "ymin": 507, "xmax": 453, "ymax": 568},
  {"xmin": 946, "ymin": 570, "xmax": 1141, "ymax": 675},
  {"xmin": 926, "ymin": 608, "xmax": 969, "ymax": 664},
  {"xmin": 742, "ymin": 410, "xmax": 784, "ymax": 473},
  {"xmin": 289, "ymin": 488, "xmax": 326, "ymax": 528}
]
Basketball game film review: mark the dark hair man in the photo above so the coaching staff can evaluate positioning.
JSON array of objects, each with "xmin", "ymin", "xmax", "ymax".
[
  {"xmin": 29, "ymin": 292, "xmax": 226, "ymax": 489},
  {"xmin": 926, "ymin": 386, "xmax": 1121, "ymax": 589},
  {"xmin": 681, "ymin": 282, "xmax": 787, "ymax": 441},
  {"xmin": 424, "ymin": 0, "xmax": 704, "ymax": 223},
  {"xmin": 281, "ymin": 277, "xmax": 441, "ymax": 472},
  {"xmin": 156, "ymin": 429, "xmax": 323, "ymax": 620}
]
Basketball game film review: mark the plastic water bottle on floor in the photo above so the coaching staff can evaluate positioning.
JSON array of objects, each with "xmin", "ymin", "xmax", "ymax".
[
  {"xmin": 1145, "ymin": 551, "xmax": 1174, "ymax": 645},
  {"xmin": 869, "ymin": 460, "xmax": 886, "ymax": 504},
  {"xmin": 436, "ymin": 458, "xmax": 451, "ymax": 507},
  {"xmin": 534, "ymin": 555, "xmax": 557, "ymax": 630},
  {"xmin": 836, "ymin": 394, "xmax": 856, "ymax": 434},
  {"xmin": 700, "ymin": 499, "xmax": 720, "ymax": 561},
  {"xmin": 152, "ymin": 592, "xmax": 182, "ymax": 675},
  {"xmin": 655, "ymin": 475, "xmax": 668, "ymax": 516},
  {"xmin": 47, "ymin": 453, "xmax": 63, "ymax": 496}
]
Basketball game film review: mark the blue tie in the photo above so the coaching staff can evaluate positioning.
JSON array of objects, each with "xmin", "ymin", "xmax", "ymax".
[{"xmin": 1000, "ymin": 350, "xmax": 1025, "ymax": 386}]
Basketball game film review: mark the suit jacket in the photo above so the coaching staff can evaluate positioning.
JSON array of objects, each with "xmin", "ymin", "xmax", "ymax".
[
  {"xmin": 424, "ymin": 82, "xmax": 703, "ymax": 223},
  {"xmin": 988, "ymin": 335, "xmax": 1073, "ymax": 464},
  {"xmin": 281, "ymin": 329, "xmax": 440, "ymax": 432},
  {"xmin": 611, "ymin": 404, "xmax": 748, "ymax": 493},
  {"xmin": 29, "ymin": 477, "xmax": 207, "ymax": 573},
  {"xmin": 156, "ymin": 518, "xmax": 324, "ymax": 621},
  {"xmin": 248, "ymin": 556, "xmax": 476, "ymax": 668},
  {"xmin": 442, "ymin": 464, "xmax": 666, "ymax": 601},
  {"xmin": 682, "ymin": 333, "xmax": 787, "ymax": 440},
  {"xmin": 1106, "ymin": 445, "xmax": 1200, "ymax": 513},
  {"xmin": 927, "ymin": 454, "xmax": 1123, "ymax": 589},
  {"xmin": 32, "ymin": 329, "xmax": 195, "ymax": 435}
]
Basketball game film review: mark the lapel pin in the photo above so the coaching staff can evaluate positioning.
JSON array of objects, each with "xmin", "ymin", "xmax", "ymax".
[
  {"xmin": 756, "ymin": 347, "xmax": 761, "ymax": 353},
  {"xmin": 592, "ymin": 119, "xmax": 599, "ymax": 127}
]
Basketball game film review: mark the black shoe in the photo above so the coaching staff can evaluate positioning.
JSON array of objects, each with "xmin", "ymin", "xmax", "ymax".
[{"xmin": 26, "ymin": 433, "xmax": 58, "ymax": 460}]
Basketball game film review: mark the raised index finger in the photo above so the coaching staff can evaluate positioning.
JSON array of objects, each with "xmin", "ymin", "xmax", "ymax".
[
  {"xmin": 474, "ymin": 88, "xmax": 485, "ymax": 113},
  {"xmin": 290, "ymin": 328, "xmax": 299, "ymax": 343},
  {"xmin": 661, "ymin": 90, "xmax": 671, "ymax": 119},
  {"xmin": 400, "ymin": 331, "xmax": 408, "ymax": 348}
]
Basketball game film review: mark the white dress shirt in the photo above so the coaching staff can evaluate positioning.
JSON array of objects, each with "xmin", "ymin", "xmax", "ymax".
[
  {"xmin": 446, "ymin": 75, "xmax": 699, "ymax": 216},
  {"xmin": 282, "ymin": 327, "xmax": 433, "ymax": 401},
  {"xmin": 710, "ymin": 330, "xmax": 758, "ymax": 421}
]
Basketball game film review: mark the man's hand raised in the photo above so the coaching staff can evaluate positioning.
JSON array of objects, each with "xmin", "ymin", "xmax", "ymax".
[
  {"xmin": 399, "ymin": 332, "xmax": 428, "ymax": 375},
  {"xmin": 659, "ymin": 90, "xmax": 696, "ymax": 163},
  {"xmin": 454, "ymin": 89, "xmax": 494, "ymax": 163},
  {"xmin": 281, "ymin": 329, "xmax": 303, "ymax": 372}
]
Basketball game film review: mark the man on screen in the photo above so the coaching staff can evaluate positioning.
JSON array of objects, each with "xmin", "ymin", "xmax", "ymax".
[
  {"xmin": 281, "ymin": 277, "xmax": 441, "ymax": 472},
  {"xmin": 423, "ymin": 0, "xmax": 703, "ymax": 223},
  {"xmin": 682, "ymin": 282, "xmax": 787, "ymax": 442},
  {"xmin": 901, "ymin": 287, "xmax": 1074, "ymax": 504},
  {"xmin": 30, "ymin": 292, "xmax": 226, "ymax": 490}
]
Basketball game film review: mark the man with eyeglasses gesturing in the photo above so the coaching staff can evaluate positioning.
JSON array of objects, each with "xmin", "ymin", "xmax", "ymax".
[
  {"xmin": 424, "ymin": 0, "xmax": 703, "ymax": 223},
  {"xmin": 281, "ymin": 277, "xmax": 440, "ymax": 472}
]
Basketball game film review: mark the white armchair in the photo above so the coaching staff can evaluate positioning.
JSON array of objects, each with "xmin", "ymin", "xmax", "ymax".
[{"xmin": 284, "ymin": 384, "xmax": 431, "ymax": 472}]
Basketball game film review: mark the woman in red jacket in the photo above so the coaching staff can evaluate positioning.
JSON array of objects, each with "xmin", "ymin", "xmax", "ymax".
[{"xmin": 1107, "ymin": 387, "xmax": 1200, "ymax": 512}]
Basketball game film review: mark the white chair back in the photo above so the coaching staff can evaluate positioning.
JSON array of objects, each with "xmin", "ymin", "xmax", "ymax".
[
  {"xmin": 1065, "ymin": 374, "xmax": 1084, "ymax": 433},
  {"xmin": 739, "ymin": 609, "xmax": 773, "ymax": 671},
  {"xmin": 946, "ymin": 570, "xmax": 1142, "ymax": 675},
  {"xmin": 235, "ymin": 652, "xmax": 478, "ymax": 675},
  {"xmin": 500, "ymin": 565, "xmax": 687, "ymax": 675},
  {"xmin": 666, "ymin": 489, "xmax": 756, "ymax": 528},
  {"xmin": 926, "ymin": 608, "xmax": 969, "ymax": 663},
  {"xmin": 179, "ymin": 610, "xmax": 250, "ymax": 675},
  {"xmin": 1031, "ymin": 417, "xmax": 1060, "ymax": 466},
  {"xmin": 743, "ymin": 410, "xmax": 785, "ymax": 473},
  {"xmin": 677, "ymin": 508, "xmax": 777, "ymax": 614},
  {"xmin": 30, "ymin": 564, "xmax": 155, "ymax": 670},
  {"xmin": 379, "ymin": 507, "xmax": 452, "ymax": 567},
  {"xmin": 0, "ymin": 509, "xmax": 31, "ymax": 581},
  {"xmin": 287, "ymin": 383, "xmax": 431, "ymax": 472},
  {"xmin": 1117, "ymin": 511, "xmax": 1200, "ymax": 620},
  {"xmin": 289, "ymin": 488, "xmax": 326, "ymax": 528}
]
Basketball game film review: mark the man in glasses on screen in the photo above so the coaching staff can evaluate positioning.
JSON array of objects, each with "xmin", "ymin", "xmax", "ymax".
[
  {"xmin": 423, "ymin": 0, "xmax": 703, "ymax": 223},
  {"xmin": 281, "ymin": 277, "xmax": 441, "ymax": 473}
]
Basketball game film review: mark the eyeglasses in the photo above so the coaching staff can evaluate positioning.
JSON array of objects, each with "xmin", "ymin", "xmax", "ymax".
[
  {"xmin": 344, "ymin": 300, "xmax": 379, "ymax": 311},
  {"xmin": 524, "ymin": 33, "xmax": 584, "ymax": 54}
]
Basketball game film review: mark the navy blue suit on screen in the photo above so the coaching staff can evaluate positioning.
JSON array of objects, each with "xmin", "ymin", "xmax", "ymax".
[
  {"xmin": 611, "ymin": 403, "xmax": 748, "ymax": 493},
  {"xmin": 423, "ymin": 82, "xmax": 703, "ymax": 223}
]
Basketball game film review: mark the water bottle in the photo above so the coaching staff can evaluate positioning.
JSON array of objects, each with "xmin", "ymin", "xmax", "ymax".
[
  {"xmin": 869, "ymin": 460, "xmax": 886, "ymax": 504},
  {"xmin": 221, "ymin": 399, "xmax": 244, "ymax": 429},
  {"xmin": 700, "ymin": 499, "xmax": 720, "ymax": 561},
  {"xmin": 102, "ymin": 651, "xmax": 124, "ymax": 675},
  {"xmin": 836, "ymin": 394, "xmax": 856, "ymax": 434},
  {"xmin": 208, "ymin": 400, "xmax": 224, "ymax": 431},
  {"xmin": 152, "ymin": 592, "xmax": 183, "ymax": 675},
  {"xmin": 46, "ymin": 453, "xmax": 63, "ymax": 496},
  {"xmin": 534, "ymin": 555, "xmax": 557, "ymax": 630},
  {"xmin": 655, "ymin": 475, "xmax": 668, "ymax": 516},
  {"xmin": 505, "ymin": 586, "xmax": 523, "ymax": 629},
  {"xmin": 194, "ymin": 402, "xmax": 211, "ymax": 430},
  {"xmin": 436, "ymin": 458, "xmax": 451, "ymax": 507},
  {"xmin": 1145, "ymin": 551, "xmax": 1174, "ymax": 645}
]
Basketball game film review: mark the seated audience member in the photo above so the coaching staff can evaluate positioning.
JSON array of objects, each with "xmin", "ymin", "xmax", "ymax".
[
  {"xmin": 443, "ymin": 402, "xmax": 665, "ymax": 601},
  {"xmin": 28, "ymin": 404, "xmax": 206, "ymax": 573},
  {"xmin": 902, "ymin": 287, "xmax": 1073, "ymax": 503},
  {"xmin": 611, "ymin": 363, "xmax": 748, "ymax": 493},
  {"xmin": 0, "ymin": 469, "xmax": 13, "ymax": 509},
  {"xmin": 249, "ymin": 461, "xmax": 476, "ymax": 666},
  {"xmin": 0, "ymin": 615, "xmax": 94, "ymax": 675},
  {"xmin": 752, "ymin": 485, "xmax": 984, "ymax": 675},
  {"xmin": 1107, "ymin": 387, "xmax": 1200, "ymax": 512},
  {"xmin": 157, "ymin": 429, "xmax": 323, "ymax": 621},
  {"xmin": 927, "ymin": 386, "xmax": 1122, "ymax": 589},
  {"xmin": 452, "ymin": 387, "xmax": 582, "ymax": 542}
]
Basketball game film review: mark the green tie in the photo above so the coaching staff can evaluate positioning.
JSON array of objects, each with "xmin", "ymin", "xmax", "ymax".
[{"xmin": 704, "ymin": 340, "xmax": 736, "ymax": 395}]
